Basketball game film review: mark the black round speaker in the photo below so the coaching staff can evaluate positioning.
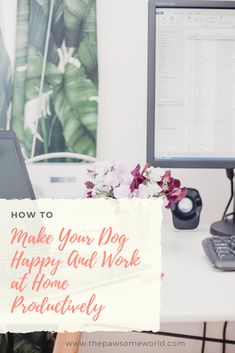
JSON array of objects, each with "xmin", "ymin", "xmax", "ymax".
[{"xmin": 171, "ymin": 188, "xmax": 202, "ymax": 230}]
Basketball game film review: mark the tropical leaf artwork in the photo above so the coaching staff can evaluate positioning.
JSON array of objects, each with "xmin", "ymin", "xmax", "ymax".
[{"xmin": 11, "ymin": 0, "xmax": 98, "ymax": 159}]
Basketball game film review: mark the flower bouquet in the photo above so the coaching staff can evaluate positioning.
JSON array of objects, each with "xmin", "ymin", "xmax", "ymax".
[{"xmin": 85, "ymin": 161, "xmax": 187, "ymax": 208}]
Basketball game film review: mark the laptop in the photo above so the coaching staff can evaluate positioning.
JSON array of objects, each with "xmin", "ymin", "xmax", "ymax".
[{"xmin": 0, "ymin": 130, "xmax": 35, "ymax": 199}]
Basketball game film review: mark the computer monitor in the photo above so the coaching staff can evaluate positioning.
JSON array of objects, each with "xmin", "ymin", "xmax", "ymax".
[
  {"xmin": 147, "ymin": 0, "xmax": 235, "ymax": 236},
  {"xmin": 147, "ymin": 0, "xmax": 235, "ymax": 169},
  {"xmin": 0, "ymin": 131, "xmax": 35, "ymax": 199}
]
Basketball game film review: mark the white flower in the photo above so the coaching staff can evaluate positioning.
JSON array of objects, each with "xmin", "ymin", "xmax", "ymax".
[
  {"xmin": 103, "ymin": 171, "xmax": 120, "ymax": 188},
  {"xmin": 143, "ymin": 166, "xmax": 163, "ymax": 183},
  {"xmin": 92, "ymin": 182, "xmax": 110, "ymax": 197},
  {"xmin": 90, "ymin": 161, "xmax": 112, "ymax": 184},
  {"xmin": 90, "ymin": 161, "xmax": 132, "ymax": 190},
  {"xmin": 136, "ymin": 182, "xmax": 161, "ymax": 198},
  {"xmin": 113, "ymin": 184, "xmax": 131, "ymax": 198}
]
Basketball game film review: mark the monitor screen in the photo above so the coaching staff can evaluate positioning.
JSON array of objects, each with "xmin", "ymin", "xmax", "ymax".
[
  {"xmin": 0, "ymin": 132, "xmax": 35, "ymax": 199},
  {"xmin": 147, "ymin": 0, "xmax": 235, "ymax": 168}
]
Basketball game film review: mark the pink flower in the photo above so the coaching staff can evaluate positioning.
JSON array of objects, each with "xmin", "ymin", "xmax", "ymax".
[
  {"xmin": 85, "ymin": 181, "xmax": 94, "ymax": 189},
  {"xmin": 158, "ymin": 171, "xmax": 180, "ymax": 192},
  {"xmin": 165, "ymin": 187, "xmax": 188, "ymax": 208},
  {"xmin": 130, "ymin": 164, "xmax": 148, "ymax": 192}
]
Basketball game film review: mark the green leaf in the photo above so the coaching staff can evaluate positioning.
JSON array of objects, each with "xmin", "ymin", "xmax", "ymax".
[
  {"xmin": 51, "ymin": 0, "xmax": 65, "ymax": 48},
  {"xmin": 74, "ymin": 1, "xmax": 98, "ymax": 84},
  {"xmin": 11, "ymin": 46, "xmax": 62, "ymax": 156},
  {"xmin": 29, "ymin": 0, "xmax": 60, "ymax": 66},
  {"xmin": 16, "ymin": 0, "xmax": 60, "ymax": 67},
  {"xmin": 53, "ymin": 63, "xmax": 97, "ymax": 156},
  {"xmin": 11, "ymin": 65, "xmax": 30, "ymax": 150},
  {"xmin": 23, "ymin": 128, "xmax": 34, "ymax": 156},
  {"xmin": 65, "ymin": 62, "xmax": 97, "ymax": 103},
  {"xmin": 26, "ymin": 47, "xmax": 63, "ymax": 88},
  {"xmin": 76, "ymin": 33, "xmax": 98, "ymax": 85},
  {"xmin": 15, "ymin": 0, "xmax": 30, "ymax": 67},
  {"xmin": 82, "ymin": 0, "xmax": 97, "ymax": 35},
  {"xmin": 64, "ymin": 0, "xmax": 95, "ymax": 47},
  {"xmin": 34, "ymin": 0, "xmax": 65, "ymax": 51}
]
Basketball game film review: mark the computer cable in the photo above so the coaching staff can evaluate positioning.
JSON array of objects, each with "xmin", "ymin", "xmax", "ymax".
[
  {"xmin": 223, "ymin": 211, "xmax": 235, "ymax": 220},
  {"xmin": 222, "ymin": 321, "xmax": 228, "ymax": 353},
  {"xmin": 201, "ymin": 322, "xmax": 207, "ymax": 353},
  {"xmin": 222, "ymin": 169, "xmax": 234, "ymax": 221}
]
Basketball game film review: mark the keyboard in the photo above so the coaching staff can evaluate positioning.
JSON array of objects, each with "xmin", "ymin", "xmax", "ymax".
[{"xmin": 202, "ymin": 236, "xmax": 235, "ymax": 270}]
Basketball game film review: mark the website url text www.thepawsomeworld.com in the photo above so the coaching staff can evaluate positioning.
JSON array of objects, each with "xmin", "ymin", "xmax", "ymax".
[{"xmin": 65, "ymin": 339, "xmax": 186, "ymax": 348}]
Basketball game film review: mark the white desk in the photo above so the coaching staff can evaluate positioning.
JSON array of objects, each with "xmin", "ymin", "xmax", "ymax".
[{"xmin": 161, "ymin": 224, "xmax": 235, "ymax": 323}]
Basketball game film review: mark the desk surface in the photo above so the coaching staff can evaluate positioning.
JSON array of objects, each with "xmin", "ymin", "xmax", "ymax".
[{"xmin": 161, "ymin": 224, "xmax": 235, "ymax": 323}]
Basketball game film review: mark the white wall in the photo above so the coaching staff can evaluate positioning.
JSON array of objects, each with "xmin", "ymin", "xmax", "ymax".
[{"xmin": 97, "ymin": 0, "xmax": 148, "ymax": 164}]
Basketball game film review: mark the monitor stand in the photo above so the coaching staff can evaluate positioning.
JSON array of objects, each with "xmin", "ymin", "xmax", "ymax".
[
  {"xmin": 210, "ymin": 169, "xmax": 235, "ymax": 237},
  {"xmin": 210, "ymin": 219, "xmax": 235, "ymax": 237}
]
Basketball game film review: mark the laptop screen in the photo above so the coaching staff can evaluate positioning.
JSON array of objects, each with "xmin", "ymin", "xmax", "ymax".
[{"xmin": 0, "ymin": 132, "xmax": 35, "ymax": 199}]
